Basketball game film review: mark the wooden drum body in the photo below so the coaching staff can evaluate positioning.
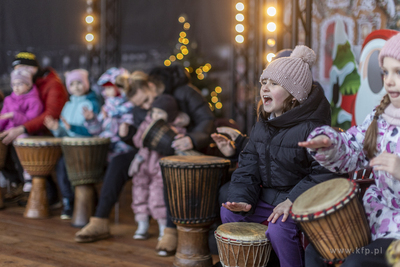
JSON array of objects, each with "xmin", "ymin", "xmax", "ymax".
[
  {"xmin": 215, "ymin": 222, "xmax": 272, "ymax": 267},
  {"xmin": 14, "ymin": 137, "xmax": 62, "ymax": 218},
  {"xmin": 160, "ymin": 155, "xmax": 230, "ymax": 267},
  {"xmin": 290, "ymin": 178, "xmax": 371, "ymax": 265},
  {"xmin": 61, "ymin": 137, "xmax": 110, "ymax": 227}
]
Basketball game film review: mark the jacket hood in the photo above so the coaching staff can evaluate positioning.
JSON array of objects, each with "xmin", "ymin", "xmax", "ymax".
[
  {"xmin": 264, "ymin": 82, "xmax": 331, "ymax": 128},
  {"xmin": 9, "ymin": 85, "xmax": 40, "ymax": 101}
]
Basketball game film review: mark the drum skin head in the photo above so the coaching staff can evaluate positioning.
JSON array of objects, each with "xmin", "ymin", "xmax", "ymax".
[
  {"xmin": 215, "ymin": 222, "xmax": 269, "ymax": 241},
  {"xmin": 159, "ymin": 155, "xmax": 230, "ymax": 167},
  {"xmin": 14, "ymin": 137, "xmax": 62, "ymax": 146},
  {"xmin": 291, "ymin": 178, "xmax": 353, "ymax": 216},
  {"xmin": 62, "ymin": 137, "xmax": 110, "ymax": 145}
]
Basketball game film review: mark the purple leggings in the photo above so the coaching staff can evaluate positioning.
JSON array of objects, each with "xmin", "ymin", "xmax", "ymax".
[{"xmin": 221, "ymin": 199, "xmax": 304, "ymax": 267}]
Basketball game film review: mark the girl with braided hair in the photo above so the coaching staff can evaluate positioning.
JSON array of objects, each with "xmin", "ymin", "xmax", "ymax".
[{"xmin": 299, "ymin": 33, "xmax": 400, "ymax": 266}]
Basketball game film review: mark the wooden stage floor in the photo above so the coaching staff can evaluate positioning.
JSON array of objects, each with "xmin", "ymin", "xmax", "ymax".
[{"xmin": 0, "ymin": 183, "xmax": 220, "ymax": 267}]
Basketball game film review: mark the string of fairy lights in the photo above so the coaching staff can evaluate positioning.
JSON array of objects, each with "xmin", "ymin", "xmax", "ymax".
[
  {"xmin": 84, "ymin": 0, "xmax": 95, "ymax": 50},
  {"xmin": 164, "ymin": 15, "xmax": 223, "ymax": 111},
  {"xmin": 234, "ymin": 1, "xmax": 278, "ymax": 63}
]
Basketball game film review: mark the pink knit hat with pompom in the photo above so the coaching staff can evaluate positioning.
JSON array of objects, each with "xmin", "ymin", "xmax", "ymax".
[
  {"xmin": 379, "ymin": 33, "xmax": 400, "ymax": 67},
  {"xmin": 65, "ymin": 69, "xmax": 90, "ymax": 94},
  {"xmin": 260, "ymin": 45, "xmax": 316, "ymax": 103}
]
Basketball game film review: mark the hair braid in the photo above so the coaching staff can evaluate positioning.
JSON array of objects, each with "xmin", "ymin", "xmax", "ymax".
[{"xmin": 363, "ymin": 94, "xmax": 391, "ymax": 159}]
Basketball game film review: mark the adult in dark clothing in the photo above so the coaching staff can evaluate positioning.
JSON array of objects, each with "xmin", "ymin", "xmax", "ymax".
[
  {"xmin": 220, "ymin": 46, "xmax": 341, "ymax": 267},
  {"xmin": 75, "ymin": 65, "xmax": 215, "ymax": 257}
]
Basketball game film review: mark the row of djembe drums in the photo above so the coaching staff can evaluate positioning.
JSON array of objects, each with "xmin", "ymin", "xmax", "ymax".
[
  {"xmin": 0, "ymin": 137, "xmax": 377, "ymax": 267},
  {"xmin": 0, "ymin": 136, "xmax": 110, "ymax": 227}
]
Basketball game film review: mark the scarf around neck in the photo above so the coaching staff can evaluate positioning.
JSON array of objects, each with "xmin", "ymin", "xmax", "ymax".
[{"xmin": 382, "ymin": 103, "xmax": 400, "ymax": 127}]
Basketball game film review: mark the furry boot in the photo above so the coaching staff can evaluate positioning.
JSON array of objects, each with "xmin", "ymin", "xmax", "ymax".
[
  {"xmin": 156, "ymin": 227, "xmax": 177, "ymax": 256},
  {"xmin": 75, "ymin": 217, "xmax": 110, "ymax": 243}
]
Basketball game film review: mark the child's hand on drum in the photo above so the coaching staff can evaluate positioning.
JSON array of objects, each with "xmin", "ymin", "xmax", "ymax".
[
  {"xmin": 268, "ymin": 198, "xmax": 292, "ymax": 223},
  {"xmin": 298, "ymin": 135, "xmax": 332, "ymax": 149},
  {"xmin": 216, "ymin": 127, "xmax": 242, "ymax": 142},
  {"xmin": 128, "ymin": 156, "xmax": 143, "ymax": 177},
  {"xmin": 82, "ymin": 107, "xmax": 94, "ymax": 120},
  {"xmin": 211, "ymin": 133, "xmax": 235, "ymax": 157},
  {"xmin": 44, "ymin": 116, "xmax": 59, "ymax": 131},
  {"xmin": 370, "ymin": 151, "xmax": 400, "ymax": 180},
  {"xmin": 172, "ymin": 135, "xmax": 193, "ymax": 151},
  {"xmin": 222, "ymin": 201, "xmax": 251, "ymax": 212}
]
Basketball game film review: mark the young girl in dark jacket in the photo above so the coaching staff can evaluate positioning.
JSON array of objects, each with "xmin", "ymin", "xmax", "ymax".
[{"xmin": 221, "ymin": 45, "xmax": 339, "ymax": 267}]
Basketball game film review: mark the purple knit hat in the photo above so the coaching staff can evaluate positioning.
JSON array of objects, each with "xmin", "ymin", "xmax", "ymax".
[
  {"xmin": 379, "ymin": 33, "xmax": 400, "ymax": 67},
  {"xmin": 260, "ymin": 45, "xmax": 316, "ymax": 103},
  {"xmin": 65, "ymin": 69, "xmax": 90, "ymax": 94},
  {"xmin": 11, "ymin": 67, "xmax": 33, "ymax": 88}
]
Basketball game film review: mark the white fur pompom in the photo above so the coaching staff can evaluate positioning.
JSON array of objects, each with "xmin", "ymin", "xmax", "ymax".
[{"xmin": 291, "ymin": 45, "xmax": 316, "ymax": 67}]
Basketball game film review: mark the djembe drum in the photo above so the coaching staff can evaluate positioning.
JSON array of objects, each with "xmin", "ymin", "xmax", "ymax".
[
  {"xmin": 13, "ymin": 137, "xmax": 62, "ymax": 218},
  {"xmin": 290, "ymin": 178, "xmax": 371, "ymax": 266},
  {"xmin": 143, "ymin": 119, "xmax": 176, "ymax": 156},
  {"xmin": 160, "ymin": 155, "xmax": 231, "ymax": 267},
  {"xmin": 61, "ymin": 137, "xmax": 110, "ymax": 227},
  {"xmin": 215, "ymin": 222, "xmax": 272, "ymax": 267}
]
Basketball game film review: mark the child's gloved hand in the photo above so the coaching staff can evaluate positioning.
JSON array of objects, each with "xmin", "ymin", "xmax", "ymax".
[
  {"xmin": 211, "ymin": 133, "xmax": 235, "ymax": 157},
  {"xmin": 44, "ymin": 116, "xmax": 59, "ymax": 131},
  {"xmin": 370, "ymin": 151, "xmax": 400, "ymax": 181},
  {"xmin": 171, "ymin": 134, "xmax": 193, "ymax": 151},
  {"xmin": 222, "ymin": 201, "xmax": 251, "ymax": 212}
]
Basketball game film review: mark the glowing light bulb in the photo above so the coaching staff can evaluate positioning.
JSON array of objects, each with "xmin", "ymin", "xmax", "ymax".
[
  {"xmin": 267, "ymin": 7, "xmax": 276, "ymax": 16},
  {"xmin": 235, "ymin": 24, "xmax": 244, "ymax": 33},
  {"xmin": 235, "ymin": 35, "xmax": 244, "ymax": 43},
  {"xmin": 236, "ymin": 2, "xmax": 244, "ymax": 11}
]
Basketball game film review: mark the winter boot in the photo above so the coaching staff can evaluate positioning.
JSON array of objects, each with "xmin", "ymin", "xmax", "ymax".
[
  {"xmin": 133, "ymin": 214, "xmax": 150, "ymax": 240},
  {"xmin": 75, "ymin": 216, "xmax": 110, "ymax": 243},
  {"xmin": 157, "ymin": 218, "xmax": 167, "ymax": 241},
  {"xmin": 156, "ymin": 227, "xmax": 177, "ymax": 256}
]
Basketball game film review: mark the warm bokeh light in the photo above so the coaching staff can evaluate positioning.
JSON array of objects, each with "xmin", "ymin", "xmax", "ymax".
[
  {"xmin": 182, "ymin": 48, "xmax": 189, "ymax": 55},
  {"xmin": 179, "ymin": 31, "xmax": 186, "ymax": 38},
  {"xmin": 176, "ymin": 53, "xmax": 184, "ymax": 60},
  {"xmin": 195, "ymin": 68, "xmax": 202, "ymax": 74},
  {"xmin": 215, "ymin": 102, "xmax": 222, "ymax": 109},
  {"xmin": 184, "ymin": 22, "xmax": 190, "ymax": 30},
  {"xmin": 164, "ymin": 59, "xmax": 171, "ymax": 66},
  {"xmin": 209, "ymin": 102, "xmax": 214, "ymax": 111},
  {"xmin": 197, "ymin": 74, "xmax": 204, "ymax": 80},
  {"xmin": 202, "ymin": 66, "xmax": 210, "ymax": 72},
  {"xmin": 267, "ymin": 22, "xmax": 276, "ymax": 32},
  {"xmin": 205, "ymin": 63, "xmax": 212, "ymax": 69},
  {"xmin": 267, "ymin": 7, "xmax": 276, "ymax": 16},
  {"xmin": 236, "ymin": 14, "xmax": 244, "ymax": 22},
  {"xmin": 215, "ymin": 86, "xmax": 222, "ymax": 93},
  {"xmin": 236, "ymin": 2, "xmax": 244, "ymax": 11},
  {"xmin": 169, "ymin": 55, "xmax": 176, "ymax": 62},
  {"xmin": 85, "ymin": 33, "xmax": 94, "ymax": 42},
  {"xmin": 267, "ymin": 53, "xmax": 276, "ymax": 62},
  {"xmin": 179, "ymin": 38, "xmax": 184, "ymax": 43},
  {"xmin": 211, "ymin": 91, "xmax": 217, "ymax": 97},
  {"xmin": 235, "ymin": 34, "xmax": 244, "ymax": 43},
  {"xmin": 179, "ymin": 16, "xmax": 186, "ymax": 23},
  {"xmin": 267, "ymin": 38, "xmax": 276, "ymax": 47},
  {"xmin": 185, "ymin": 67, "xmax": 190, "ymax": 72},
  {"xmin": 85, "ymin": 15, "xmax": 94, "ymax": 24},
  {"xmin": 180, "ymin": 45, "xmax": 187, "ymax": 50},
  {"xmin": 235, "ymin": 24, "xmax": 244, "ymax": 33},
  {"xmin": 211, "ymin": 96, "xmax": 218, "ymax": 103},
  {"xmin": 188, "ymin": 67, "xmax": 193, "ymax": 73},
  {"xmin": 182, "ymin": 38, "xmax": 189, "ymax": 45}
]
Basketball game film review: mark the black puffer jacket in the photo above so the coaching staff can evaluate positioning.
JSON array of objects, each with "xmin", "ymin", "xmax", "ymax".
[
  {"xmin": 150, "ymin": 65, "xmax": 215, "ymax": 150},
  {"xmin": 228, "ymin": 84, "xmax": 343, "ymax": 215}
]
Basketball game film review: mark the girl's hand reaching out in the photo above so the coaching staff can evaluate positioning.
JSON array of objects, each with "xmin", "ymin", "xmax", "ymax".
[
  {"xmin": 82, "ymin": 107, "xmax": 94, "ymax": 120},
  {"xmin": 44, "ymin": 116, "xmax": 59, "ymax": 131},
  {"xmin": 298, "ymin": 135, "xmax": 332, "ymax": 149},
  {"xmin": 222, "ymin": 201, "xmax": 251, "ymax": 212},
  {"xmin": 370, "ymin": 151, "xmax": 400, "ymax": 181}
]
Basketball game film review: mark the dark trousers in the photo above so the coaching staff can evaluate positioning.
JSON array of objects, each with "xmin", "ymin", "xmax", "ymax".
[
  {"xmin": 2, "ymin": 145, "xmax": 24, "ymax": 185},
  {"xmin": 95, "ymin": 149, "xmax": 137, "ymax": 218},
  {"xmin": 56, "ymin": 156, "xmax": 74, "ymax": 200},
  {"xmin": 305, "ymin": 238, "xmax": 395, "ymax": 267}
]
